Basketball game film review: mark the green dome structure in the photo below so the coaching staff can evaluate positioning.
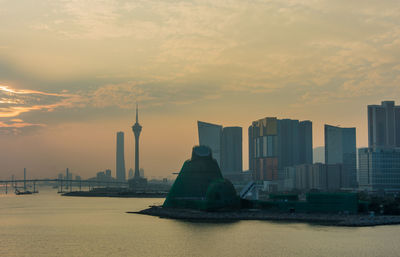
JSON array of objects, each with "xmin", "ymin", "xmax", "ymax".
[{"xmin": 163, "ymin": 146, "xmax": 240, "ymax": 211}]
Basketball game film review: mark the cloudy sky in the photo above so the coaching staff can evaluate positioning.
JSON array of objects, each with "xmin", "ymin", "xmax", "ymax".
[{"xmin": 0, "ymin": 0, "xmax": 399, "ymax": 179}]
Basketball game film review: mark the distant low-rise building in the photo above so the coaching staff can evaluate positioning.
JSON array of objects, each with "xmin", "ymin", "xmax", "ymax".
[
  {"xmin": 128, "ymin": 168, "xmax": 134, "ymax": 179},
  {"xmin": 281, "ymin": 163, "xmax": 344, "ymax": 192},
  {"xmin": 96, "ymin": 169, "xmax": 113, "ymax": 182}
]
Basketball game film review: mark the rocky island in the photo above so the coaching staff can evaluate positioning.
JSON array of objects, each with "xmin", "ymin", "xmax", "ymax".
[{"xmin": 131, "ymin": 146, "xmax": 400, "ymax": 227}]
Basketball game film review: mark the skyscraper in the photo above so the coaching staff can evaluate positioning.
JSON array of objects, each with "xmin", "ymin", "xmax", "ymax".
[
  {"xmin": 197, "ymin": 121, "xmax": 243, "ymax": 175},
  {"xmin": 278, "ymin": 119, "xmax": 300, "ymax": 169},
  {"xmin": 299, "ymin": 121, "xmax": 313, "ymax": 164},
  {"xmin": 249, "ymin": 117, "xmax": 313, "ymax": 182},
  {"xmin": 132, "ymin": 104, "xmax": 142, "ymax": 178},
  {"xmin": 359, "ymin": 147, "xmax": 400, "ymax": 191},
  {"xmin": 359, "ymin": 100, "xmax": 400, "ymax": 192},
  {"xmin": 221, "ymin": 127, "xmax": 243, "ymax": 173},
  {"xmin": 324, "ymin": 125, "xmax": 357, "ymax": 188},
  {"xmin": 368, "ymin": 101, "xmax": 400, "ymax": 148},
  {"xmin": 116, "ymin": 131, "xmax": 126, "ymax": 181},
  {"xmin": 197, "ymin": 121, "xmax": 223, "ymax": 166},
  {"xmin": 249, "ymin": 117, "xmax": 279, "ymax": 181}
]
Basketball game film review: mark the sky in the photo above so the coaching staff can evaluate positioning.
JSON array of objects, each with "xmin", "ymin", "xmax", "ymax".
[{"xmin": 0, "ymin": 0, "xmax": 400, "ymax": 179}]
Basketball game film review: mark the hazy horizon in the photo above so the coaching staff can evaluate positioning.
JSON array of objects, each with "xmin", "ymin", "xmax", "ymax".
[{"xmin": 1, "ymin": 0, "xmax": 399, "ymax": 179}]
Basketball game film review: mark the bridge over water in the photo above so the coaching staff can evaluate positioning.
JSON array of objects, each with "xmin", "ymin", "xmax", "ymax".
[{"xmin": 0, "ymin": 178, "xmax": 129, "ymax": 194}]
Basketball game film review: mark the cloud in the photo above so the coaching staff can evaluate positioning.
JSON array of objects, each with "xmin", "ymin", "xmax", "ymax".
[
  {"xmin": 1, "ymin": 0, "xmax": 400, "ymax": 117},
  {"xmin": 0, "ymin": 120, "xmax": 45, "ymax": 135},
  {"xmin": 0, "ymin": 85, "xmax": 82, "ymax": 117},
  {"xmin": 0, "ymin": 84, "xmax": 83, "ymax": 133},
  {"xmin": 88, "ymin": 80, "xmax": 223, "ymax": 109}
]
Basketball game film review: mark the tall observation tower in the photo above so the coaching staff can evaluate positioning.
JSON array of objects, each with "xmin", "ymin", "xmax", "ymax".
[{"xmin": 132, "ymin": 104, "xmax": 142, "ymax": 178}]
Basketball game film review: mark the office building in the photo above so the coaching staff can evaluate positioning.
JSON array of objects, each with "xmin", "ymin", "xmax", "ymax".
[
  {"xmin": 116, "ymin": 131, "xmax": 126, "ymax": 181},
  {"xmin": 248, "ymin": 117, "xmax": 313, "ymax": 182},
  {"xmin": 368, "ymin": 101, "xmax": 400, "ymax": 148},
  {"xmin": 221, "ymin": 127, "xmax": 243, "ymax": 173},
  {"xmin": 357, "ymin": 101, "xmax": 400, "ymax": 192},
  {"xmin": 358, "ymin": 147, "xmax": 400, "ymax": 192},
  {"xmin": 325, "ymin": 125, "xmax": 357, "ymax": 188},
  {"xmin": 197, "ymin": 121, "xmax": 223, "ymax": 166},
  {"xmin": 299, "ymin": 121, "xmax": 313, "ymax": 164},
  {"xmin": 249, "ymin": 117, "xmax": 279, "ymax": 181},
  {"xmin": 197, "ymin": 121, "xmax": 243, "ymax": 175}
]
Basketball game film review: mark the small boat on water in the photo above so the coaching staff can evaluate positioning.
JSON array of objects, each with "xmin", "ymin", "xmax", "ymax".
[{"xmin": 15, "ymin": 189, "xmax": 33, "ymax": 195}]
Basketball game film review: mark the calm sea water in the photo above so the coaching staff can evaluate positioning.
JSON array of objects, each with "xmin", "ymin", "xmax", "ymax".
[{"xmin": 1, "ymin": 189, "xmax": 400, "ymax": 257}]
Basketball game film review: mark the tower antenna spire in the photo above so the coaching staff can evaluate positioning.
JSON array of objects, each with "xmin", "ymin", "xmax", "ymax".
[{"xmin": 136, "ymin": 102, "xmax": 138, "ymax": 123}]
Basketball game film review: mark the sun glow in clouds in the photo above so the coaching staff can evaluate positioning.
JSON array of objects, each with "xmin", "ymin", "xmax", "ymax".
[{"xmin": 0, "ymin": 84, "xmax": 82, "ymax": 132}]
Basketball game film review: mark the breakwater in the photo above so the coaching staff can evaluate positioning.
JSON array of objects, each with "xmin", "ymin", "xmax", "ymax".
[
  {"xmin": 62, "ymin": 191, "xmax": 167, "ymax": 198},
  {"xmin": 132, "ymin": 206, "xmax": 400, "ymax": 227}
]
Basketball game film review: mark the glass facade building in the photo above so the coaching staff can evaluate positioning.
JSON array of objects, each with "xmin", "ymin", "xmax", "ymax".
[
  {"xmin": 249, "ymin": 117, "xmax": 313, "ymax": 182},
  {"xmin": 221, "ymin": 127, "xmax": 243, "ymax": 173},
  {"xmin": 324, "ymin": 125, "xmax": 357, "ymax": 188},
  {"xmin": 198, "ymin": 121, "xmax": 243, "ymax": 175},
  {"xmin": 198, "ymin": 121, "xmax": 223, "ymax": 167},
  {"xmin": 358, "ymin": 147, "xmax": 400, "ymax": 192}
]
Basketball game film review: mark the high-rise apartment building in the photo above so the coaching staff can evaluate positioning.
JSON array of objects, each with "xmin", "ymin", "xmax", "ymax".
[
  {"xmin": 248, "ymin": 117, "xmax": 313, "ymax": 182},
  {"xmin": 299, "ymin": 121, "xmax": 313, "ymax": 164},
  {"xmin": 116, "ymin": 131, "xmax": 126, "ymax": 181},
  {"xmin": 197, "ymin": 121, "xmax": 243, "ymax": 175},
  {"xmin": 325, "ymin": 125, "xmax": 357, "ymax": 188},
  {"xmin": 368, "ymin": 101, "xmax": 400, "ymax": 148},
  {"xmin": 359, "ymin": 100, "xmax": 400, "ymax": 192}
]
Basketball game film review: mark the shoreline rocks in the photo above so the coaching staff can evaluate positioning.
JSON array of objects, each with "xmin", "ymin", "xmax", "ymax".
[{"xmin": 130, "ymin": 206, "xmax": 400, "ymax": 227}]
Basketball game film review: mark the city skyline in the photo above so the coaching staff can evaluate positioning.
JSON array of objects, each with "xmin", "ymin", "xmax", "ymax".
[
  {"xmin": 1, "ymin": 0, "xmax": 400, "ymax": 179},
  {"xmin": 1, "ymin": 1, "xmax": 400, "ymax": 256},
  {"xmin": 0, "ymin": 102, "xmax": 398, "ymax": 179}
]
